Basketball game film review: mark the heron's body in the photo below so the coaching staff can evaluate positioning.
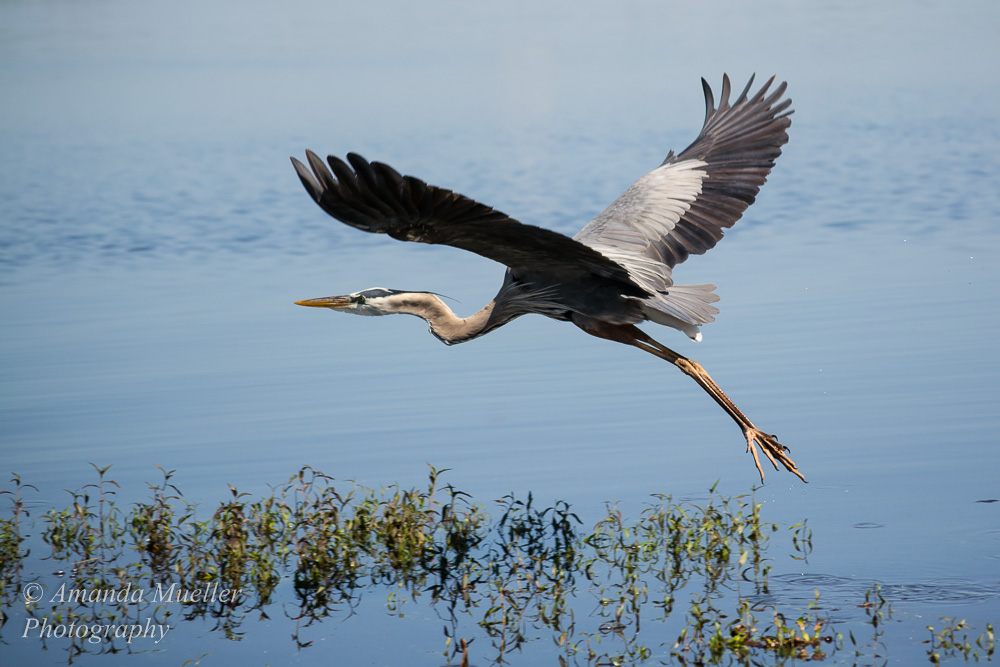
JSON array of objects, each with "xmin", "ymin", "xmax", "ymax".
[{"xmin": 292, "ymin": 74, "xmax": 804, "ymax": 482}]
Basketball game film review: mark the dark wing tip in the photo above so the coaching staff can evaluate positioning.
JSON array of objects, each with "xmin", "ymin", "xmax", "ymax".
[
  {"xmin": 734, "ymin": 73, "xmax": 756, "ymax": 105},
  {"xmin": 371, "ymin": 160, "xmax": 404, "ymax": 188},
  {"xmin": 347, "ymin": 152, "xmax": 381, "ymax": 193},
  {"xmin": 645, "ymin": 74, "xmax": 794, "ymax": 266},
  {"xmin": 290, "ymin": 155, "xmax": 322, "ymax": 202},
  {"xmin": 345, "ymin": 153, "xmax": 369, "ymax": 172},
  {"xmin": 719, "ymin": 73, "xmax": 733, "ymax": 112},
  {"xmin": 701, "ymin": 78, "xmax": 716, "ymax": 125}
]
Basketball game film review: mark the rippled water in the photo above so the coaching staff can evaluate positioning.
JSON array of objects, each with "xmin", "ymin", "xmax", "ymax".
[{"xmin": 2, "ymin": 0, "xmax": 999, "ymax": 664}]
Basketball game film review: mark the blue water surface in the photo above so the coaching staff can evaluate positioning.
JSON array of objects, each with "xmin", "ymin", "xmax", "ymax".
[{"xmin": 1, "ymin": 1, "xmax": 998, "ymax": 664}]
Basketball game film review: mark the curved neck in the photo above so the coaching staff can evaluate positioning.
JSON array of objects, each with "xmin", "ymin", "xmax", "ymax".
[{"xmin": 386, "ymin": 293, "xmax": 497, "ymax": 345}]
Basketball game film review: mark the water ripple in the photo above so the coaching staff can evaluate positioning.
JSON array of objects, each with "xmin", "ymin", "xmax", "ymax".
[{"xmin": 767, "ymin": 573, "xmax": 1000, "ymax": 606}]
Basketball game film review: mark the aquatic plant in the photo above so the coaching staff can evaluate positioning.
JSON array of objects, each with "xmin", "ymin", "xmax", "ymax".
[{"xmin": 0, "ymin": 466, "xmax": 994, "ymax": 665}]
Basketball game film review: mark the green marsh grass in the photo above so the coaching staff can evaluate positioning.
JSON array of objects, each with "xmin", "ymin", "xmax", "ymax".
[{"xmin": 0, "ymin": 466, "xmax": 994, "ymax": 665}]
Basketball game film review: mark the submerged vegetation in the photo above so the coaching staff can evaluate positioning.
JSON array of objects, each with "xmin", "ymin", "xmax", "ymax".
[{"xmin": 0, "ymin": 465, "xmax": 994, "ymax": 665}]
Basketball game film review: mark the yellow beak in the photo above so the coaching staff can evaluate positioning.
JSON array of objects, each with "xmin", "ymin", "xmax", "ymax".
[{"xmin": 294, "ymin": 296, "xmax": 352, "ymax": 308}]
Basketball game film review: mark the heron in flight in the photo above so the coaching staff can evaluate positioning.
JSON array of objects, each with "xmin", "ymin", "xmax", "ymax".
[{"xmin": 291, "ymin": 74, "xmax": 803, "ymax": 482}]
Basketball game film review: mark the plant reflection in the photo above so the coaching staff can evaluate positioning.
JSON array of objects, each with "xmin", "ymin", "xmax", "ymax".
[{"xmin": 0, "ymin": 467, "xmax": 994, "ymax": 665}]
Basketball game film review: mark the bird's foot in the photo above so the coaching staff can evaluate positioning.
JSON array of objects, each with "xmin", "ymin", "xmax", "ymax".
[{"xmin": 743, "ymin": 427, "xmax": 806, "ymax": 483}]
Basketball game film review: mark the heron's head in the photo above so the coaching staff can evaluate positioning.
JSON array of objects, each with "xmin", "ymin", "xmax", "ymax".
[{"xmin": 295, "ymin": 287, "xmax": 427, "ymax": 317}]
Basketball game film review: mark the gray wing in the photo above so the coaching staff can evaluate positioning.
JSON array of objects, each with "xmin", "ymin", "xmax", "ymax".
[
  {"xmin": 291, "ymin": 151, "xmax": 647, "ymax": 299},
  {"xmin": 574, "ymin": 74, "xmax": 792, "ymax": 326}
]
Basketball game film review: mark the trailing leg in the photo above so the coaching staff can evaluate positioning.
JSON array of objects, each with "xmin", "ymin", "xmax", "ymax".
[{"xmin": 573, "ymin": 316, "xmax": 805, "ymax": 482}]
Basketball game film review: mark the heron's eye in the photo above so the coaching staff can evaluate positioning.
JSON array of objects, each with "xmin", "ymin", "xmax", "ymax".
[{"xmin": 353, "ymin": 295, "xmax": 366, "ymax": 304}]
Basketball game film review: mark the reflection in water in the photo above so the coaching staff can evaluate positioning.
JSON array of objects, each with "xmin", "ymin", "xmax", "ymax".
[{"xmin": 1, "ymin": 467, "xmax": 995, "ymax": 665}]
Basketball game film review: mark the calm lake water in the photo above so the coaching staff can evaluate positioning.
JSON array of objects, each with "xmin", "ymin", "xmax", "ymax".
[{"xmin": 2, "ymin": 0, "xmax": 999, "ymax": 664}]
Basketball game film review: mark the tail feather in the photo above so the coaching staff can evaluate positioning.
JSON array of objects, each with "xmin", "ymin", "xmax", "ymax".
[{"xmin": 641, "ymin": 283, "xmax": 720, "ymax": 341}]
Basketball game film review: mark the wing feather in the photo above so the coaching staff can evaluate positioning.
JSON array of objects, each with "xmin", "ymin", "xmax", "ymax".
[
  {"xmin": 574, "ymin": 74, "xmax": 792, "ymax": 328},
  {"xmin": 291, "ymin": 74, "xmax": 791, "ymax": 337},
  {"xmin": 290, "ymin": 151, "xmax": 647, "ymax": 298}
]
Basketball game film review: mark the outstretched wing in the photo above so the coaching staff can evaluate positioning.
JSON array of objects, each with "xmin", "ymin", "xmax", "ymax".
[
  {"xmin": 575, "ymin": 74, "xmax": 793, "ymax": 294},
  {"xmin": 291, "ymin": 151, "xmax": 646, "ymax": 298}
]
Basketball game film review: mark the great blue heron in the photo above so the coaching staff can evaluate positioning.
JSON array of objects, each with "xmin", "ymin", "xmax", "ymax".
[{"xmin": 291, "ymin": 74, "xmax": 804, "ymax": 482}]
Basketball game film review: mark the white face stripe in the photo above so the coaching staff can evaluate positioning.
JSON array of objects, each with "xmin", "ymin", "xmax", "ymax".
[
  {"xmin": 352, "ymin": 287, "xmax": 398, "ymax": 299},
  {"xmin": 339, "ymin": 288, "xmax": 446, "ymax": 318}
]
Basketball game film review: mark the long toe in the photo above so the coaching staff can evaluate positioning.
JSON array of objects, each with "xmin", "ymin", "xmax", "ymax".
[{"xmin": 746, "ymin": 428, "xmax": 806, "ymax": 483}]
